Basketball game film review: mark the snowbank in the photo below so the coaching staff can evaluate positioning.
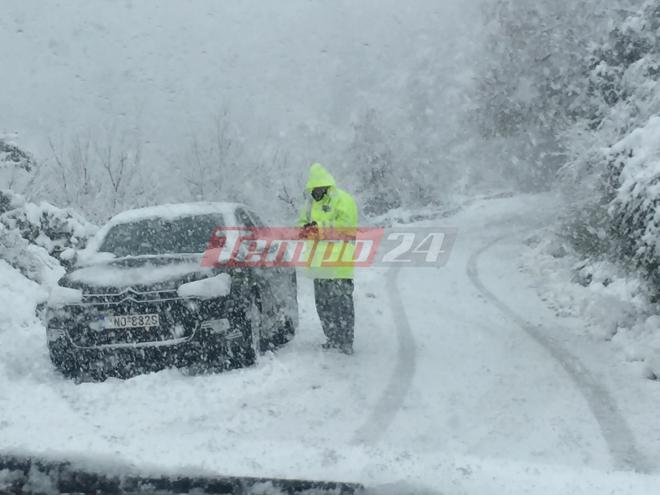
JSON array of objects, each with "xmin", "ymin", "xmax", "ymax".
[
  {"xmin": 0, "ymin": 260, "xmax": 51, "ymax": 382},
  {"xmin": 523, "ymin": 230, "xmax": 660, "ymax": 379}
]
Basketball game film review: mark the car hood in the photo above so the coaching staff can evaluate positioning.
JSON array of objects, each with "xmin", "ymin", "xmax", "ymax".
[{"xmin": 60, "ymin": 255, "xmax": 218, "ymax": 292}]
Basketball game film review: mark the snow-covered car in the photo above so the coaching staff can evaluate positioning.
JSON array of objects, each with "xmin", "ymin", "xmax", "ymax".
[{"xmin": 45, "ymin": 202, "xmax": 298, "ymax": 380}]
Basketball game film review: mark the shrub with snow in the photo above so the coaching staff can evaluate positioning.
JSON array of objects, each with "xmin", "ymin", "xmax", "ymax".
[
  {"xmin": 606, "ymin": 117, "xmax": 660, "ymax": 284},
  {"xmin": 0, "ymin": 138, "xmax": 36, "ymax": 175},
  {"xmin": 1, "ymin": 191, "xmax": 96, "ymax": 256},
  {"xmin": 0, "ymin": 189, "xmax": 97, "ymax": 288},
  {"xmin": 558, "ymin": 2, "xmax": 660, "ymax": 283}
]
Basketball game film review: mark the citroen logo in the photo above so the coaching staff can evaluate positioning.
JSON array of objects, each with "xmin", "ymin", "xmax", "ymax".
[
  {"xmin": 118, "ymin": 287, "xmax": 139, "ymax": 295},
  {"xmin": 118, "ymin": 287, "xmax": 142, "ymax": 303}
]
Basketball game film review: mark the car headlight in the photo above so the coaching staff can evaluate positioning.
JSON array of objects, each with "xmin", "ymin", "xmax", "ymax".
[
  {"xmin": 49, "ymin": 286, "xmax": 83, "ymax": 307},
  {"xmin": 177, "ymin": 273, "xmax": 231, "ymax": 300}
]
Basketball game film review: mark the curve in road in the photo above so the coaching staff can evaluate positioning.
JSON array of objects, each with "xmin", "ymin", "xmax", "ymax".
[{"xmin": 467, "ymin": 236, "xmax": 652, "ymax": 473}]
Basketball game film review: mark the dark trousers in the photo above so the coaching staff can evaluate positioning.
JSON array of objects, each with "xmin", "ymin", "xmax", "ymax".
[{"xmin": 313, "ymin": 279, "xmax": 355, "ymax": 347}]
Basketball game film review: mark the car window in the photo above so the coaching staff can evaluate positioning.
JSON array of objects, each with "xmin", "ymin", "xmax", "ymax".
[{"xmin": 99, "ymin": 214, "xmax": 223, "ymax": 257}]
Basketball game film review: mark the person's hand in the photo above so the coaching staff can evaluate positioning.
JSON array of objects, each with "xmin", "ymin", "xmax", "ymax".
[{"xmin": 299, "ymin": 221, "xmax": 319, "ymax": 239}]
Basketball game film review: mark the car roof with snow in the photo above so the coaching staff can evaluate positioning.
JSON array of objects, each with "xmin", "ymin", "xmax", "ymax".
[
  {"xmin": 107, "ymin": 202, "xmax": 246, "ymax": 225},
  {"xmin": 79, "ymin": 202, "xmax": 249, "ymax": 259}
]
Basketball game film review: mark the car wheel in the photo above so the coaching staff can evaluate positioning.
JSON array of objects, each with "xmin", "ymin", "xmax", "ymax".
[
  {"xmin": 48, "ymin": 341, "xmax": 78, "ymax": 379},
  {"xmin": 269, "ymin": 314, "xmax": 295, "ymax": 348},
  {"xmin": 243, "ymin": 293, "xmax": 262, "ymax": 366}
]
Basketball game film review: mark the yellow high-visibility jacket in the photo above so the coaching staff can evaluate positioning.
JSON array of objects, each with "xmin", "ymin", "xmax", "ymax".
[{"xmin": 297, "ymin": 163, "xmax": 358, "ymax": 279}]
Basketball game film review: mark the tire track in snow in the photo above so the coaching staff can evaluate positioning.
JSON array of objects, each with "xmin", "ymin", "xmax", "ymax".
[
  {"xmin": 351, "ymin": 267, "xmax": 417, "ymax": 445},
  {"xmin": 467, "ymin": 236, "xmax": 652, "ymax": 473}
]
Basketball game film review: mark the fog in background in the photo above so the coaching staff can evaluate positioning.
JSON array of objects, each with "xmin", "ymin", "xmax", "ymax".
[{"xmin": 1, "ymin": 0, "xmax": 481, "ymax": 221}]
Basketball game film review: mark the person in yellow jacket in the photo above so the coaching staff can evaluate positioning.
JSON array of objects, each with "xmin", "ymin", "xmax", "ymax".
[{"xmin": 298, "ymin": 163, "xmax": 358, "ymax": 354}]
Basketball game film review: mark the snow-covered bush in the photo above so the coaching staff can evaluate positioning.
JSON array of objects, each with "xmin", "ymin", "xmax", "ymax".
[
  {"xmin": 1, "ymin": 192, "xmax": 96, "ymax": 256},
  {"xmin": 0, "ymin": 138, "xmax": 38, "ymax": 193},
  {"xmin": 0, "ymin": 222, "xmax": 63, "ymax": 288},
  {"xmin": 0, "ymin": 189, "xmax": 97, "ymax": 287},
  {"xmin": 605, "ymin": 117, "xmax": 660, "ymax": 283},
  {"xmin": 0, "ymin": 139, "xmax": 35, "ymax": 173},
  {"xmin": 559, "ymin": 1, "xmax": 660, "ymax": 286}
]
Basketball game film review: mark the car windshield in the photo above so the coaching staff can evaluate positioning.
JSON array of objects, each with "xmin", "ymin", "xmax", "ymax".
[{"xmin": 99, "ymin": 214, "xmax": 222, "ymax": 257}]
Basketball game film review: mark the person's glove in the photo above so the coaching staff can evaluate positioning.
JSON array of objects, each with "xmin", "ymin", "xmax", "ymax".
[{"xmin": 299, "ymin": 221, "xmax": 319, "ymax": 239}]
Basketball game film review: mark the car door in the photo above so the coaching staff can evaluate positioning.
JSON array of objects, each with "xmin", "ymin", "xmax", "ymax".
[{"xmin": 236, "ymin": 207, "xmax": 297, "ymax": 330}]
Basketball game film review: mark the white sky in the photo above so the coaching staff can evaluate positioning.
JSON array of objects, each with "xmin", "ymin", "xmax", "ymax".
[{"xmin": 0, "ymin": 0, "xmax": 474, "ymax": 162}]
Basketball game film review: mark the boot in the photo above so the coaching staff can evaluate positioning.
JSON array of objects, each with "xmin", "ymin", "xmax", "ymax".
[{"xmin": 339, "ymin": 343, "xmax": 353, "ymax": 355}]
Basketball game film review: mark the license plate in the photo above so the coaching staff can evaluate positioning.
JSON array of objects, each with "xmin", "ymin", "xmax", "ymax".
[{"xmin": 104, "ymin": 314, "xmax": 160, "ymax": 329}]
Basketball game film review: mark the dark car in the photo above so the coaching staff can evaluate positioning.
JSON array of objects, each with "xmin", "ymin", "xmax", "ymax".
[{"xmin": 45, "ymin": 202, "xmax": 298, "ymax": 380}]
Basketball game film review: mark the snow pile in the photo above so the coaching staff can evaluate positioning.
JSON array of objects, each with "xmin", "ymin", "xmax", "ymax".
[
  {"xmin": 524, "ymin": 230, "xmax": 660, "ymax": 380},
  {"xmin": 0, "ymin": 223, "xmax": 63, "ymax": 289},
  {"xmin": 0, "ymin": 259, "xmax": 51, "ymax": 382},
  {"xmin": 0, "ymin": 189, "xmax": 97, "ymax": 287}
]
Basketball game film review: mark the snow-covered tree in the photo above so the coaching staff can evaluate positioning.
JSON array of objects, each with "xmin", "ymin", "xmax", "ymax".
[
  {"xmin": 473, "ymin": 0, "xmax": 629, "ymax": 190},
  {"xmin": 181, "ymin": 110, "xmax": 245, "ymax": 203},
  {"xmin": 559, "ymin": 0, "xmax": 660, "ymax": 283},
  {"xmin": 347, "ymin": 109, "xmax": 402, "ymax": 216},
  {"xmin": 41, "ymin": 129, "xmax": 150, "ymax": 222}
]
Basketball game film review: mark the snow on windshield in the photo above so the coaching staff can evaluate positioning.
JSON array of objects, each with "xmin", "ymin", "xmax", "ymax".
[
  {"xmin": 80, "ymin": 203, "xmax": 239, "ymax": 262},
  {"xmin": 99, "ymin": 214, "xmax": 223, "ymax": 257}
]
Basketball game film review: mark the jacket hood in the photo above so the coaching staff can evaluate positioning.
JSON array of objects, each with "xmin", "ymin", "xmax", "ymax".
[{"xmin": 305, "ymin": 163, "xmax": 336, "ymax": 191}]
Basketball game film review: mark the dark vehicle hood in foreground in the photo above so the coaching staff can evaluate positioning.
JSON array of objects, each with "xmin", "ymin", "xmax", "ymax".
[{"xmin": 0, "ymin": 453, "xmax": 365, "ymax": 495}]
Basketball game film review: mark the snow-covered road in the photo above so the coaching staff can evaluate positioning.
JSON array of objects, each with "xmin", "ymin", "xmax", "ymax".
[{"xmin": 2, "ymin": 194, "xmax": 660, "ymax": 494}]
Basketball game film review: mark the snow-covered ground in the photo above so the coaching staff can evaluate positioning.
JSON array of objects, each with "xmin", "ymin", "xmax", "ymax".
[
  {"xmin": 2, "ymin": 194, "xmax": 660, "ymax": 494},
  {"xmin": 524, "ymin": 230, "xmax": 660, "ymax": 381}
]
